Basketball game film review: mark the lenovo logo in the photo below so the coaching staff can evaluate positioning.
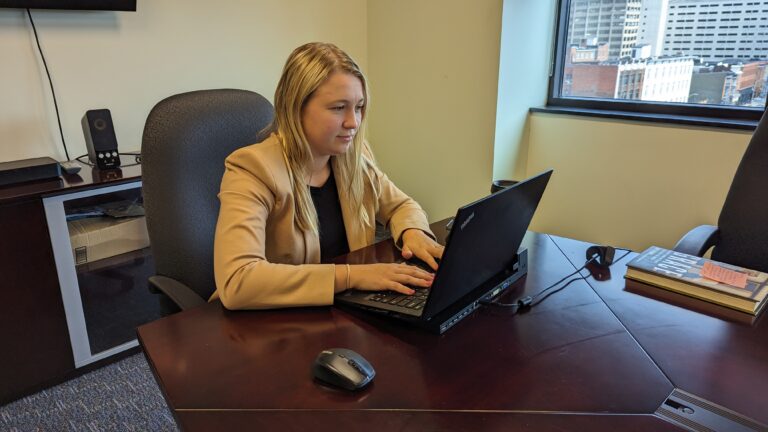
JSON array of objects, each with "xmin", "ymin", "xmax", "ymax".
[{"xmin": 460, "ymin": 212, "xmax": 475, "ymax": 231}]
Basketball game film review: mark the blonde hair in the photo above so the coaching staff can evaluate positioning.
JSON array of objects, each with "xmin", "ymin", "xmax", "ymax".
[{"xmin": 271, "ymin": 42, "xmax": 377, "ymax": 234}]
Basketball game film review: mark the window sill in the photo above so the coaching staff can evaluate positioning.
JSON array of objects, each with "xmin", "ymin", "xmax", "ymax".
[{"xmin": 530, "ymin": 106, "xmax": 758, "ymax": 131}]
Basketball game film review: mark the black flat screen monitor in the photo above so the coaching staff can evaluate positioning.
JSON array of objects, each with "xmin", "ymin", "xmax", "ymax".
[{"xmin": 0, "ymin": 0, "xmax": 136, "ymax": 11}]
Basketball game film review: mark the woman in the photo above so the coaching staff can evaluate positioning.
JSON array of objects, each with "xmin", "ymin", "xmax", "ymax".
[{"xmin": 212, "ymin": 42, "xmax": 443, "ymax": 309}]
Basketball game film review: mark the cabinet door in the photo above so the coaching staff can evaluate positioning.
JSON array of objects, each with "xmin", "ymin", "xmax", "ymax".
[
  {"xmin": 0, "ymin": 199, "xmax": 74, "ymax": 404},
  {"xmin": 44, "ymin": 181, "xmax": 160, "ymax": 368}
]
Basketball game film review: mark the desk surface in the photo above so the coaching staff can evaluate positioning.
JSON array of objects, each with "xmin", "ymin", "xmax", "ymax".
[{"xmin": 138, "ymin": 230, "xmax": 768, "ymax": 431}]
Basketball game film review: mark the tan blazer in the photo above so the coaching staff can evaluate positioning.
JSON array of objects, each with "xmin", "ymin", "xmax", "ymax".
[{"xmin": 211, "ymin": 135, "xmax": 433, "ymax": 310}]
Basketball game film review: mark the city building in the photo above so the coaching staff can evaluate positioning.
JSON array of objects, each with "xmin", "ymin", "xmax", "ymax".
[
  {"xmin": 690, "ymin": 61, "xmax": 768, "ymax": 104},
  {"xmin": 568, "ymin": 38, "xmax": 610, "ymax": 63},
  {"xmin": 662, "ymin": 0, "xmax": 768, "ymax": 62},
  {"xmin": 689, "ymin": 65, "xmax": 733, "ymax": 104},
  {"xmin": 736, "ymin": 61, "xmax": 768, "ymax": 95},
  {"xmin": 632, "ymin": 43, "xmax": 654, "ymax": 59},
  {"xmin": 638, "ymin": 0, "xmax": 670, "ymax": 57},
  {"xmin": 616, "ymin": 61, "xmax": 646, "ymax": 99},
  {"xmin": 563, "ymin": 63, "xmax": 620, "ymax": 98},
  {"xmin": 567, "ymin": 0, "xmax": 643, "ymax": 60},
  {"xmin": 565, "ymin": 56, "xmax": 693, "ymax": 102},
  {"xmin": 641, "ymin": 56, "xmax": 694, "ymax": 102}
]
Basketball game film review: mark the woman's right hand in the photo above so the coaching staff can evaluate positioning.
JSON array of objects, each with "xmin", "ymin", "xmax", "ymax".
[{"xmin": 336, "ymin": 263, "xmax": 434, "ymax": 295}]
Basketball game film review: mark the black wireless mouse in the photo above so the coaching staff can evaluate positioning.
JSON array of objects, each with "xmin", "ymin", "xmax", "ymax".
[{"xmin": 312, "ymin": 348, "xmax": 375, "ymax": 391}]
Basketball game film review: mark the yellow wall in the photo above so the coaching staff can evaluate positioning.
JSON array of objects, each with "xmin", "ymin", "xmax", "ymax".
[
  {"xmin": 2, "ymin": 0, "xmax": 755, "ymax": 253},
  {"xmin": 367, "ymin": 0, "xmax": 503, "ymax": 222},
  {"xmin": 0, "ymin": 0, "xmax": 366, "ymax": 162},
  {"xmin": 526, "ymin": 113, "xmax": 752, "ymax": 251}
]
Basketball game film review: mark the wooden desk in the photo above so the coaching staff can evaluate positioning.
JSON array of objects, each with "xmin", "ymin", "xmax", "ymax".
[
  {"xmin": 551, "ymin": 236, "xmax": 768, "ymax": 427},
  {"xmin": 135, "ymin": 223, "xmax": 768, "ymax": 431}
]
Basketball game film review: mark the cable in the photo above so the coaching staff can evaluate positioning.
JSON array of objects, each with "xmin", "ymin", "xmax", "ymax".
[
  {"xmin": 481, "ymin": 260, "xmax": 593, "ymax": 312},
  {"xmin": 27, "ymin": 9, "xmax": 70, "ymax": 161},
  {"xmin": 481, "ymin": 247, "xmax": 633, "ymax": 312},
  {"xmin": 530, "ymin": 247, "xmax": 634, "ymax": 305},
  {"xmin": 74, "ymin": 154, "xmax": 92, "ymax": 166}
]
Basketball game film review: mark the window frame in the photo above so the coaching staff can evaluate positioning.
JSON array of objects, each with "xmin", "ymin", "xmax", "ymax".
[{"xmin": 545, "ymin": 0, "xmax": 765, "ymax": 128}]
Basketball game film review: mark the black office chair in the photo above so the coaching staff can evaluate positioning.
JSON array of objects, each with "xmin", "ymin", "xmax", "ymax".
[
  {"xmin": 673, "ymin": 109, "xmax": 768, "ymax": 273},
  {"xmin": 141, "ymin": 89, "xmax": 274, "ymax": 312}
]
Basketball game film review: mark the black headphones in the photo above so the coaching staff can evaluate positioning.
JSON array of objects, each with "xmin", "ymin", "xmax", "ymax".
[{"xmin": 586, "ymin": 245, "xmax": 615, "ymax": 268}]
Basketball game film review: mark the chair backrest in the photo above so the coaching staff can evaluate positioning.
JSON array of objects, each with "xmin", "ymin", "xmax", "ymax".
[
  {"xmin": 141, "ymin": 89, "xmax": 274, "ymax": 300},
  {"xmin": 713, "ymin": 109, "xmax": 768, "ymax": 272}
]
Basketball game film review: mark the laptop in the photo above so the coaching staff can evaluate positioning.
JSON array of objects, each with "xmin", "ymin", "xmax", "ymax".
[{"xmin": 335, "ymin": 169, "xmax": 553, "ymax": 333}]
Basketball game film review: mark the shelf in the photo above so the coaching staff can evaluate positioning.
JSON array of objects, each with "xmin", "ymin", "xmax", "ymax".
[{"xmin": 75, "ymin": 247, "xmax": 151, "ymax": 274}]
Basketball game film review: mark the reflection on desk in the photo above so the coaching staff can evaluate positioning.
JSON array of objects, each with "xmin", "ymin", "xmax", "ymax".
[{"xmin": 91, "ymin": 167, "xmax": 123, "ymax": 183}]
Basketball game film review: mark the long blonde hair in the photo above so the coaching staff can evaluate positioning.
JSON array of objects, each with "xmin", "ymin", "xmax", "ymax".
[{"xmin": 270, "ymin": 42, "xmax": 376, "ymax": 234}]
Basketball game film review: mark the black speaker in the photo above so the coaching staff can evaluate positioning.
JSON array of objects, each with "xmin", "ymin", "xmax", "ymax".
[{"xmin": 82, "ymin": 109, "xmax": 120, "ymax": 169}]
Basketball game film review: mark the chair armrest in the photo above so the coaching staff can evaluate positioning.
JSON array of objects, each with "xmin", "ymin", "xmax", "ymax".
[
  {"xmin": 148, "ymin": 275, "xmax": 207, "ymax": 311},
  {"xmin": 672, "ymin": 225, "xmax": 720, "ymax": 257}
]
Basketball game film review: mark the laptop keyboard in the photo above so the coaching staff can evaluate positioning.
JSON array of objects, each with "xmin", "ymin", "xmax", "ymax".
[
  {"xmin": 368, "ymin": 288, "xmax": 429, "ymax": 310},
  {"xmin": 365, "ymin": 257, "xmax": 437, "ymax": 311}
]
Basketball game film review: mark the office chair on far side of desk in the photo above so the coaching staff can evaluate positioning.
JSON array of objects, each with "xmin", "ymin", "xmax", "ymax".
[
  {"xmin": 141, "ymin": 89, "xmax": 274, "ymax": 312},
  {"xmin": 673, "ymin": 109, "xmax": 768, "ymax": 273}
]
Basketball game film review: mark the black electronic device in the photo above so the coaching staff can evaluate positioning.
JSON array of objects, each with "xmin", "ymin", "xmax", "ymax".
[
  {"xmin": 82, "ymin": 109, "xmax": 121, "ymax": 170},
  {"xmin": 586, "ymin": 245, "xmax": 615, "ymax": 268},
  {"xmin": 0, "ymin": 156, "xmax": 61, "ymax": 187},
  {"xmin": 312, "ymin": 348, "xmax": 375, "ymax": 391},
  {"xmin": 0, "ymin": 0, "xmax": 136, "ymax": 11}
]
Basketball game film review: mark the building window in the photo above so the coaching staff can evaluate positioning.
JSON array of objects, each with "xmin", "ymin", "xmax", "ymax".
[{"xmin": 548, "ymin": 0, "xmax": 766, "ymax": 124}]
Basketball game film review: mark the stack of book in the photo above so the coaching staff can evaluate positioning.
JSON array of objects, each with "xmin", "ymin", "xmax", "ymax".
[{"xmin": 625, "ymin": 246, "xmax": 768, "ymax": 316}]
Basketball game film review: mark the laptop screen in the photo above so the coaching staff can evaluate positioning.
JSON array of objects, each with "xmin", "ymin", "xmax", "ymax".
[{"xmin": 422, "ymin": 170, "xmax": 552, "ymax": 318}]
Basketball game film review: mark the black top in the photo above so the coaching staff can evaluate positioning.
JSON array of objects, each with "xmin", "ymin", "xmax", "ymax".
[{"xmin": 310, "ymin": 172, "xmax": 350, "ymax": 263}]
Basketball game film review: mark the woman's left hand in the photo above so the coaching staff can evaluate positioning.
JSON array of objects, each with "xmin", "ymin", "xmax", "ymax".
[{"xmin": 400, "ymin": 229, "xmax": 444, "ymax": 271}]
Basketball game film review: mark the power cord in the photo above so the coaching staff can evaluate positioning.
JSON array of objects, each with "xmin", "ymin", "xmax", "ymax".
[
  {"xmin": 480, "ymin": 247, "xmax": 633, "ymax": 313},
  {"xmin": 27, "ymin": 8, "xmax": 70, "ymax": 161}
]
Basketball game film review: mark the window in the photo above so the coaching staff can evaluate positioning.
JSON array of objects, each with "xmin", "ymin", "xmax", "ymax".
[{"xmin": 547, "ymin": 0, "xmax": 766, "ymax": 126}]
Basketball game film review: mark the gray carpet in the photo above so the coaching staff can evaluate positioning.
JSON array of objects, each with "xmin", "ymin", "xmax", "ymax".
[{"xmin": 0, "ymin": 353, "xmax": 178, "ymax": 431}]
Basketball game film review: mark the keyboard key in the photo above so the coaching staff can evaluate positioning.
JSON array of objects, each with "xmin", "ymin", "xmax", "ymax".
[
  {"xmin": 396, "ymin": 298, "xmax": 411, "ymax": 306},
  {"xmin": 367, "ymin": 288, "xmax": 429, "ymax": 310}
]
